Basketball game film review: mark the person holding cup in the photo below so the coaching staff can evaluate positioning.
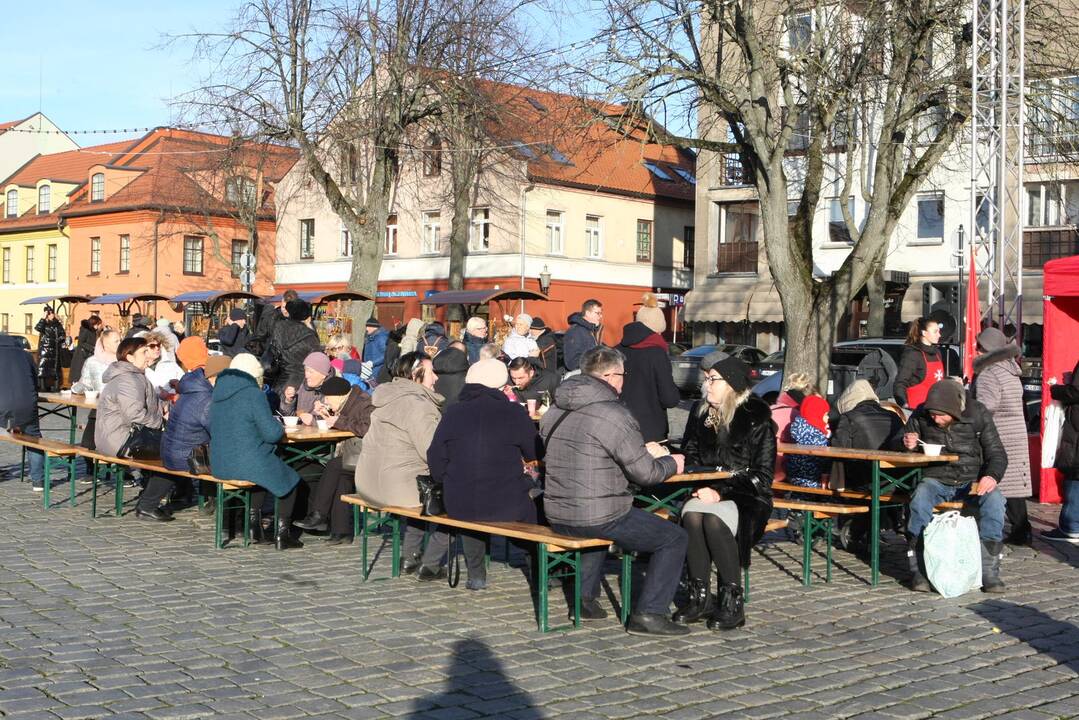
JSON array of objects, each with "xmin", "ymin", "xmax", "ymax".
[{"xmin": 281, "ymin": 352, "xmax": 334, "ymax": 425}]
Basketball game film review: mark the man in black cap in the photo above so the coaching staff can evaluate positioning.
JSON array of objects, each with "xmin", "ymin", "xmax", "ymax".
[
  {"xmin": 362, "ymin": 317, "xmax": 389, "ymax": 381},
  {"xmin": 529, "ymin": 316, "xmax": 559, "ymax": 372},
  {"xmin": 216, "ymin": 307, "xmax": 250, "ymax": 358},
  {"xmin": 34, "ymin": 306, "xmax": 65, "ymax": 391},
  {"xmin": 125, "ymin": 312, "xmax": 152, "ymax": 339},
  {"xmin": 901, "ymin": 379, "xmax": 1008, "ymax": 593}
]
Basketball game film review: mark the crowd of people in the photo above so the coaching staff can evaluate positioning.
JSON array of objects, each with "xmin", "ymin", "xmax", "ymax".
[{"xmin": 0, "ymin": 292, "xmax": 1065, "ymax": 635}]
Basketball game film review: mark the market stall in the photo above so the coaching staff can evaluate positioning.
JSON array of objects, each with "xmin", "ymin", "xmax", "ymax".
[{"xmin": 1041, "ymin": 255, "xmax": 1079, "ymax": 503}]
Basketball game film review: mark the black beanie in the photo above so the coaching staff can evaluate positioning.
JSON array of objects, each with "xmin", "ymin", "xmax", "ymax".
[
  {"xmin": 286, "ymin": 299, "xmax": 311, "ymax": 321},
  {"xmin": 922, "ymin": 380, "xmax": 964, "ymax": 419},
  {"xmin": 321, "ymin": 376, "xmax": 352, "ymax": 397},
  {"xmin": 706, "ymin": 355, "xmax": 752, "ymax": 393}
]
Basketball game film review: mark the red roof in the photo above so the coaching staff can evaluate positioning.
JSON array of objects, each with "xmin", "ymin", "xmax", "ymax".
[
  {"xmin": 2, "ymin": 141, "xmax": 135, "ymax": 187},
  {"xmin": 0, "ymin": 117, "xmax": 28, "ymax": 135}
]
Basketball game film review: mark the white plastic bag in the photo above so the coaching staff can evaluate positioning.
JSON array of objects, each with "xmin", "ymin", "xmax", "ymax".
[
  {"xmin": 923, "ymin": 510, "xmax": 982, "ymax": 598},
  {"xmin": 1043, "ymin": 400, "xmax": 1066, "ymax": 469}
]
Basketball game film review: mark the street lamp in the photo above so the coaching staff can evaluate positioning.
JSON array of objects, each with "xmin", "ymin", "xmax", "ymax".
[{"xmin": 539, "ymin": 265, "xmax": 552, "ymax": 294}]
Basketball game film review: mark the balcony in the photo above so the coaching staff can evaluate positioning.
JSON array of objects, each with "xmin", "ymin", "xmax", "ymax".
[
  {"xmin": 1026, "ymin": 124, "xmax": 1079, "ymax": 163},
  {"xmin": 715, "ymin": 241, "xmax": 759, "ymax": 274},
  {"xmin": 1024, "ymin": 226, "xmax": 1079, "ymax": 268}
]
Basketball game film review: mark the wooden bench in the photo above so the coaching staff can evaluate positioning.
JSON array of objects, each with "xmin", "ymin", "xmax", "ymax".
[
  {"xmin": 771, "ymin": 497, "xmax": 868, "ymax": 586},
  {"xmin": 340, "ymin": 494, "xmax": 621, "ymax": 633},
  {"xmin": 0, "ymin": 431, "xmax": 81, "ymax": 509},
  {"xmin": 772, "ymin": 480, "xmax": 964, "ymax": 511}
]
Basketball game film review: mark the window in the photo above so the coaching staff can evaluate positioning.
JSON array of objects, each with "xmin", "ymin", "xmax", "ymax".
[
  {"xmin": 683, "ymin": 226, "xmax": 695, "ymax": 269},
  {"xmin": 299, "ymin": 219, "xmax": 315, "ymax": 259},
  {"xmin": 90, "ymin": 237, "xmax": 101, "ymax": 274},
  {"xmin": 0, "ymin": 314, "xmax": 7, "ymax": 332},
  {"xmin": 119, "ymin": 235, "xmax": 130, "ymax": 273},
  {"xmin": 421, "ymin": 211, "xmax": 441, "ymax": 254},
  {"xmin": 340, "ymin": 225, "xmax": 352, "ymax": 257},
  {"xmin": 643, "ymin": 162, "xmax": 673, "ymax": 181},
  {"xmin": 5, "ymin": 189, "xmax": 16, "ymax": 218},
  {"xmin": 829, "ymin": 197, "xmax": 855, "ymax": 244},
  {"xmin": 2, "ymin": 247, "xmax": 9, "ymax": 283},
  {"xmin": 385, "ymin": 215, "xmax": 398, "ymax": 255},
  {"xmin": 789, "ymin": 12, "xmax": 812, "ymax": 53},
  {"xmin": 585, "ymin": 215, "xmax": 602, "ymax": 259},
  {"xmin": 24, "ymin": 313, "xmax": 32, "ymax": 334},
  {"xmin": 636, "ymin": 220, "xmax": 653, "ymax": 262},
  {"xmin": 23, "ymin": 247, "xmax": 33, "ymax": 283},
  {"xmin": 916, "ymin": 193, "xmax": 945, "ymax": 241},
  {"xmin": 545, "ymin": 210, "xmax": 564, "ymax": 254},
  {"xmin": 38, "ymin": 185, "xmax": 50, "ymax": 214},
  {"xmin": 423, "ymin": 134, "xmax": 442, "ymax": 177},
  {"xmin": 469, "ymin": 208, "xmax": 490, "ymax": 252},
  {"xmin": 47, "ymin": 244, "xmax": 57, "ymax": 282},
  {"xmin": 183, "ymin": 236, "xmax": 204, "ymax": 274},
  {"xmin": 225, "ymin": 177, "xmax": 256, "ymax": 206},
  {"xmin": 716, "ymin": 204, "xmax": 760, "ymax": 273},
  {"xmin": 788, "ymin": 107, "xmax": 811, "ymax": 151},
  {"xmin": 91, "ymin": 173, "xmax": 104, "ymax": 202},
  {"xmin": 231, "ymin": 239, "xmax": 248, "ymax": 277},
  {"xmin": 1026, "ymin": 182, "xmax": 1071, "ymax": 227},
  {"xmin": 672, "ymin": 167, "xmax": 696, "ymax": 185}
]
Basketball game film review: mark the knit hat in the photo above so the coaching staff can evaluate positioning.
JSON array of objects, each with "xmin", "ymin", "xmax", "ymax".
[
  {"xmin": 303, "ymin": 351, "xmax": 332, "ymax": 376},
  {"xmin": 923, "ymin": 379, "xmax": 965, "ymax": 419},
  {"xmin": 330, "ymin": 358, "xmax": 345, "ymax": 373},
  {"xmin": 204, "ymin": 355, "xmax": 231, "ymax": 379},
  {"xmin": 465, "ymin": 358, "xmax": 509, "ymax": 389},
  {"xmin": 636, "ymin": 292, "xmax": 666, "ymax": 335},
  {"xmin": 699, "ymin": 349, "xmax": 730, "ymax": 372},
  {"xmin": 977, "ymin": 327, "xmax": 1009, "ymax": 353},
  {"xmin": 799, "ymin": 395, "xmax": 831, "ymax": 434},
  {"xmin": 229, "ymin": 308, "xmax": 246, "ymax": 321},
  {"xmin": 365, "ymin": 317, "xmax": 381, "ymax": 328},
  {"xmin": 530, "ymin": 316, "xmax": 547, "ymax": 330},
  {"xmin": 230, "ymin": 353, "xmax": 264, "ymax": 384},
  {"xmin": 285, "ymin": 299, "xmax": 311, "ymax": 321},
  {"xmin": 705, "ymin": 355, "xmax": 751, "ymax": 392},
  {"xmin": 176, "ymin": 336, "xmax": 208, "ymax": 371},
  {"xmin": 321, "ymin": 376, "xmax": 352, "ymax": 397}
]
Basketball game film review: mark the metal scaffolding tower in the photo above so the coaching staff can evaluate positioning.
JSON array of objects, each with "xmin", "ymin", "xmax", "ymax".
[{"xmin": 969, "ymin": 0, "xmax": 1025, "ymax": 336}]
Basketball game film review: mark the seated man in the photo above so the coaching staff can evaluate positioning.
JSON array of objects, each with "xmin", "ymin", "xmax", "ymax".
[
  {"xmin": 540, "ymin": 345, "xmax": 689, "ymax": 636},
  {"xmin": 507, "ymin": 357, "xmax": 559, "ymax": 404},
  {"xmin": 901, "ymin": 379, "xmax": 1008, "ymax": 593}
]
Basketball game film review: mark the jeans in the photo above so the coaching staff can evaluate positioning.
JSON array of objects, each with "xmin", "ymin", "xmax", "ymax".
[
  {"xmin": 20, "ymin": 421, "xmax": 44, "ymax": 485},
  {"xmin": 552, "ymin": 507, "xmax": 688, "ymax": 616},
  {"xmin": 907, "ymin": 477, "xmax": 1005, "ymax": 542},
  {"xmin": 1058, "ymin": 476, "xmax": 1079, "ymax": 535}
]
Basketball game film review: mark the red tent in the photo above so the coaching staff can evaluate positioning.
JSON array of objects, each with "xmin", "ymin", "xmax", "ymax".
[{"xmin": 1041, "ymin": 255, "xmax": 1079, "ymax": 503}]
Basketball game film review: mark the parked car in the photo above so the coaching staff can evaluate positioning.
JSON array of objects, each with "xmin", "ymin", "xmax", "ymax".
[
  {"xmin": 671, "ymin": 344, "xmax": 768, "ymax": 396},
  {"xmin": 752, "ymin": 345, "xmax": 902, "ymax": 401}
]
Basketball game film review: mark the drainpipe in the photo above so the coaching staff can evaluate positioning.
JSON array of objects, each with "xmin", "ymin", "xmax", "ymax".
[
  {"xmin": 152, "ymin": 210, "xmax": 164, "ymax": 319},
  {"xmin": 518, "ymin": 183, "xmax": 534, "ymax": 313}
]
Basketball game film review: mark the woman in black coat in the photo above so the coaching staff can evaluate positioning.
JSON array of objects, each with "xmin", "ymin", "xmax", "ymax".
[
  {"xmin": 69, "ymin": 316, "xmax": 101, "ymax": 385},
  {"xmin": 617, "ymin": 321, "xmax": 681, "ymax": 442},
  {"xmin": 894, "ymin": 317, "xmax": 945, "ymax": 409},
  {"xmin": 677, "ymin": 355, "xmax": 775, "ymax": 631},
  {"xmin": 426, "ymin": 359, "xmax": 542, "ymax": 590}
]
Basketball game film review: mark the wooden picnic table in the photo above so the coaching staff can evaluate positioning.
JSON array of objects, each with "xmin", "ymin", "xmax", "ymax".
[
  {"xmin": 277, "ymin": 423, "xmax": 353, "ymax": 468},
  {"xmin": 777, "ymin": 443, "xmax": 959, "ymax": 586},
  {"xmin": 634, "ymin": 469, "xmax": 733, "ymax": 513},
  {"xmin": 38, "ymin": 392, "xmax": 96, "ymax": 446}
]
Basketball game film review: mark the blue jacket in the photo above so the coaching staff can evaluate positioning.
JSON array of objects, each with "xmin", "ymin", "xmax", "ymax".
[
  {"xmin": 210, "ymin": 369, "xmax": 299, "ymax": 497},
  {"xmin": 562, "ymin": 312, "xmax": 599, "ymax": 372},
  {"xmin": 0, "ymin": 335, "xmax": 38, "ymax": 430},
  {"xmin": 463, "ymin": 333, "xmax": 486, "ymax": 365},
  {"xmin": 363, "ymin": 328, "xmax": 389, "ymax": 380},
  {"xmin": 161, "ymin": 369, "xmax": 213, "ymax": 471},
  {"xmin": 785, "ymin": 415, "xmax": 829, "ymax": 488}
]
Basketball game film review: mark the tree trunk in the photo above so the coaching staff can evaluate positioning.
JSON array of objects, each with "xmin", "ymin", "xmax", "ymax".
[
  {"xmin": 866, "ymin": 261, "xmax": 886, "ymax": 337},
  {"xmin": 446, "ymin": 188, "xmax": 471, "ymax": 324}
]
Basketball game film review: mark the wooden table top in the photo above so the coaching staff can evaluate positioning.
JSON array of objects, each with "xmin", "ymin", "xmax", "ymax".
[
  {"xmin": 39, "ymin": 392, "xmax": 97, "ymax": 409},
  {"xmin": 777, "ymin": 443, "xmax": 959, "ymax": 465},
  {"xmin": 279, "ymin": 424, "xmax": 353, "ymax": 443},
  {"xmin": 665, "ymin": 470, "xmax": 734, "ymax": 483}
]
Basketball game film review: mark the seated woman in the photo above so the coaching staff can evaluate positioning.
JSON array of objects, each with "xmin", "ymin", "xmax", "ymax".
[
  {"xmin": 427, "ymin": 359, "xmax": 542, "ymax": 590},
  {"xmin": 280, "ymin": 351, "xmax": 333, "ymax": 425},
  {"xmin": 677, "ymin": 355, "xmax": 776, "ymax": 630},
  {"xmin": 210, "ymin": 353, "xmax": 303, "ymax": 549},
  {"xmin": 294, "ymin": 376, "xmax": 374, "ymax": 544},
  {"xmin": 95, "ymin": 336, "xmax": 173, "ymax": 522},
  {"xmin": 354, "ymin": 351, "xmax": 450, "ymax": 579}
]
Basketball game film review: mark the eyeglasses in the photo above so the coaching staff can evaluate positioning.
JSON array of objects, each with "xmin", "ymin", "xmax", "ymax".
[
  {"xmin": 146, "ymin": 343, "xmax": 161, "ymax": 349},
  {"xmin": 703, "ymin": 375, "xmax": 722, "ymax": 385},
  {"xmin": 603, "ymin": 371, "xmax": 626, "ymax": 378}
]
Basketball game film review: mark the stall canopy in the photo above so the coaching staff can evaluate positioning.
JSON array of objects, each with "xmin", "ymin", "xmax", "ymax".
[
  {"xmin": 20, "ymin": 295, "xmax": 92, "ymax": 306},
  {"xmin": 1041, "ymin": 254, "xmax": 1079, "ymax": 503},
  {"xmin": 171, "ymin": 290, "xmax": 262, "ymax": 305},
  {"xmin": 265, "ymin": 290, "xmax": 374, "ymax": 305},
  {"xmin": 420, "ymin": 289, "xmax": 549, "ymax": 305},
  {"xmin": 87, "ymin": 293, "xmax": 171, "ymax": 317}
]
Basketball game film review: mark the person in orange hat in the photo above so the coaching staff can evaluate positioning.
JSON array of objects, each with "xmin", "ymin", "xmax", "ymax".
[{"xmin": 162, "ymin": 337, "xmax": 214, "ymax": 504}]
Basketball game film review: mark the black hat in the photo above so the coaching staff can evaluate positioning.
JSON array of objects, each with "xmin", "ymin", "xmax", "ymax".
[
  {"xmin": 229, "ymin": 308, "xmax": 246, "ymax": 321},
  {"xmin": 699, "ymin": 349, "xmax": 730, "ymax": 372},
  {"xmin": 530, "ymin": 317, "xmax": 547, "ymax": 330},
  {"xmin": 365, "ymin": 317, "xmax": 381, "ymax": 329},
  {"xmin": 321, "ymin": 376, "xmax": 352, "ymax": 397},
  {"xmin": 705, "ymin": 355, "xmax": 752, "ymax": 393},
  {"xmin": 285, "ymin": 299, "xmax": 311, "ymax": 321}
]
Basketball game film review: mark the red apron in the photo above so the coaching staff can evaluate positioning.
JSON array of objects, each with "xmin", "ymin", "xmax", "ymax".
[{"xmin": 906, "ymin": 350, "xmax": 945, "ymax": 409}]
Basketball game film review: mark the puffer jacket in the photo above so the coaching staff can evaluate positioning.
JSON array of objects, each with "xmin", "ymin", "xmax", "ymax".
[
  {"xmin": 973, "ymin": 346, "xmax": 1031, "ymax": 497},
  {"xmin": 0, "ymin": 334, "xmax": 38, "ymax": 430},
  {"xmin": 161, "ymin": 369, "xmax": 212, "ymax": 471},
  {"xmin": 539, "ymin": 373, "xmax": 676, "ymax": 526},
  {"xmin": 353, "ymin": 378, "xmax": 443, "ymax": 507},
  {"xmin": 363, "ymin": 327, "xmax": 390, "ymax": 379},
  {"xmin": 562, "ymin": 312, "xmax": 600, "ymax": 372},
  {"xmin": 900, "ymin": 392, "xmax": 1008, "ymax": 487},
  {"xmin": 95, "ymin": 361, "xmax": 164, "ymax": 457},
  {"xmin": 617, "ymin": 321, "xmax": 680, "ymax": 442},
  {"xmin": 270, "ymin": 318, "xmax": 321, "ymax": 391},
  {"xmin": 71, "ymin": 354, "xmax": 111, "ymax": 393},
  {"xmin": 680, "ymin": 395, "xmax": 776, "ymax": 567},
  {"xmin": 69, "ymin": 321, "xmax": 98, "ymax": 383},
  {"xmin": 831, "ymin": 400, "xmax": 904, "ymax": 488},
  {"xmin": 35, "ymin": 317, "xmax": 64, "ymax": 379},
  {"xmin": 1051, "ymin": 359, "xmax": 1079, "ymax": 475},
  {"xmin": 433, "ymin": 347, "xmax": 469, "ymax": 407}
]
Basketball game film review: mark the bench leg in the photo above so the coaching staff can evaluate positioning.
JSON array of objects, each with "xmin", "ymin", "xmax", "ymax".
[
  {"xmin": 360, "ymin": 507, "xmax": 370, "ymax": 580},
  {"xmin": 69, "ymin": 456, "xmax": 77, "ymax": 507},
  {"xmin": 538, "ymin": 544, "xmax": 549, "ymax": 632},
  {"xmin": 825, "ymin": 518, "xmax": 833, "ymax": 583},
  {"xmin": 870, "ymin": 462, "xmax": 881, "ymax": 587},
  {"xmin": 115, "ymin": 466, "xmax": 125, "ymax": 517},
  {"xmin": 802, "ymin": 511, "xmax": 813, "ymax": 586},
  {"xmin": 391, "ymin": 516, "xmax": 401, "ymax": 577},
  {"xmin": 91, "ymin": 460, "xmax": 98, "ymax": 519},
  {"xmin": 42, "ymin": 454, "xmax": 52, "ymax": 509},
  {"xmin": 743, "ymin": 565, "xmax": 750, "ymax": 603},
  {"xmin": 620, "ymin": 551, "xmax": 632, "ymax": 625},
  {"xmin": 20, "ymin": 446, "xmax": 26, "ymax": 482},
  {"xmin": 243, "ymin": 490, "xmax": 252, "ymax": 549},
  {"xmin": 214, "ymin": 483, "xmax": 225, "ymax": 549}
]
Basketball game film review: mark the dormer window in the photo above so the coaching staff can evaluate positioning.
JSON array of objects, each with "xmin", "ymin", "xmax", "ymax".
[
  {"xmin": 38, "ymin": 185, "xmax": 50, "ymax": 214},
  {"xmin": 226, "ymin": 177, "xmax": 257, "ymax": 206},
  {"xmin": 5, "ymin": 190, "xmax": 17, "ymax": 218},
  {"xmin": 91, "ymin": 173, "xmax": 105, "ymax": 202}
]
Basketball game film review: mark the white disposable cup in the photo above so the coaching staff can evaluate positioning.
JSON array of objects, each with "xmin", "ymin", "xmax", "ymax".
[
  {"xmin": 526, "ymin": 399, "xmax": 537, "ymax": 415},
  {"xmin": 60, "ymin": 390, "xmax": 72, "ymax": 397},
  {"xmin": 283, "ymin": 416, "xmax": 299, "ymax": 427},
  {"xmin": 84, "ymin": 390, "xmax": 98, "ymax": 401},
  {"xmin": 316, "ymin": 419, "xmax": 329, "ymax": 432},
  {"xmin": 922, "ymin": 443, "xmax": 943, "ymax": 457}
]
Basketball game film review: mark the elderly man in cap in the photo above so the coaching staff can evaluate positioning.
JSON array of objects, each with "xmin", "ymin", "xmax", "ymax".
[
  {"xmin": 529, "ymin": 316, "xmax": 559, "ymax": 372},
  {"xmin": 501, "ymin": 313, "xmax": 540, "ymax": 360},
  {"xmin": 217, "ymin": 308, "xmax": 251, "ymax": 357},
  {"xmin": 901, "ymin": 379, "xmax": 1008, "ymax": 593}
]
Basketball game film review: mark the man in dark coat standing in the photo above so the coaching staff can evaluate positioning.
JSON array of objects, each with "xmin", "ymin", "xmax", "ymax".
[
  {"xmin": 562, "ymin": 299, "xmax": 603, "ymax": 373},
  {"xmin": 362, "ymin": 318, "xmax": 389, "ymax": 381},
  {"xmin": 1043, "ymin": 358, "xmax": 1079, "ymax": 544},
  {"xmin": 69, "ymin": 316, "xmax": 101, "ymax": 384},
  {"xmin": 35, "ymin": 306, "xmax": 65, "ymax": 391},
  {"xmin": 124, "ymin": 312, "xmax": 152, "ymax": 339},
  {"xmin": 269, "ymin": 299, "xmax": 321, "ymax": 396},
  {"xmin": 216, "ymin": 308, "xmax": 251, "ymax": 357},
  {"xmin": 0, "ymin": 334, "xmax": 45, "ymax": 489},
  {"xmin": 617, "ymin": 321, "xmax": 680, "ymax": 443}
]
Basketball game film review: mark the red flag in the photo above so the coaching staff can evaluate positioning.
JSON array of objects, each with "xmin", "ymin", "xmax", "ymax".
[{"xmin": 963, "ymin": 248, "xmax": 980, "ymax": 381}]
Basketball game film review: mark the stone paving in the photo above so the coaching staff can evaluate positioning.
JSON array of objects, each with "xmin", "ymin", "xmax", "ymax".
[{"xmin": 0, "ymin": 409, "xmax": 1077, "ymax": 719}]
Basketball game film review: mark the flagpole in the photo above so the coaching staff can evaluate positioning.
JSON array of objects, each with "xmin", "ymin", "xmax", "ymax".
[{"xmin": 957, "ymin": 224, "xmax": 965, "ymax": 381}]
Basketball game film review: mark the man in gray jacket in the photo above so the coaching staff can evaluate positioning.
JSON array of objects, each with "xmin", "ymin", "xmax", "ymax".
[{"xmin": 540, "ymin": 345, "xmax": 689, "ymax": 636}]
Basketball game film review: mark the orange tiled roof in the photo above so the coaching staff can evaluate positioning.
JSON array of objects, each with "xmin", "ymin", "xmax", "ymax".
[
  {"xmin": 1, "ymin": 141, "xmax": 135, "ymax": 188},
  {"xmin": 0, "ymin": 117, "xmax": 28, "ymax": 134}
]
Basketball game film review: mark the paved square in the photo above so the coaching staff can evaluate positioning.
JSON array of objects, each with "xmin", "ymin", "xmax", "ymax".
[{"xmin": 0, "ymin": 411, "xmax": 1077, "ymax": 719}]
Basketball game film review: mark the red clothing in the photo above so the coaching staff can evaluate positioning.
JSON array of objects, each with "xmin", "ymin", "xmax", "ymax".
[{"xmin": 906, "ymin": 351, "xmax": 944, "ymax": 409}]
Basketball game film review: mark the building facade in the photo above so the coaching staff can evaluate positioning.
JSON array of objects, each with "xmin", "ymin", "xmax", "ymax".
[{"xmin": 0, "ymin": 114, "xmax": 77, "ymax": 183}]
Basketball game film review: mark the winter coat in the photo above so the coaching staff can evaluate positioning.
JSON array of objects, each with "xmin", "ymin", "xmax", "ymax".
[
  {"xmin": 353, "ymin": 378, "xmax": 443, "ymax": 507},
  {"xmin": 680, "ymin": 395, "xmax": 777, "ymax": 567},
  {"xmin": 463, "ymin": 333, "xmax": 487, "ymax": 365},
  {"xmin": 433, "ymin": 348, "xmax": 469, "ymax": 407},
  {"xmin": 894, "ymin": 343, "xmax": 944, "ymax": 408},
  {"xmin": 269, "ymin": 318, "xmax": 321, "ymax": 391},
  {"xmin": 378, "ymin": 336, "xmax": 401, "ymax": 385},
  {"xmin": 95, "ymin": 361, "xmax": 164, "ymax": 457},
  {"xmin": 35, "ymin": 317, "xmax": 64, "ymax": 379},
  {"xmin": 428, "ymin": 384, "xmax": 542, "ymax": 524},
  {"xmin": 534, "ymin": 329, "xmax": 559, "ymax": 372},
  {"xmin": 332, "ymin": 388, "xmax": 375, "ymax": 468},
  {"xmin": 0, "ymin": 334, "xmax": 39, "ymax": 430},
  {"xmin": 972, "ymin": 347, "xmax": 1031, "ymax": 497},
  {"xmin": 69, "ymin": 321, "xmax": 98, "ymax": 383},
  {"xmin": 617, "ymin": 321, "xmax": 680, "ymax": 443},
  {"xmin": 210, "ymin": 369, "xmax": 299, "ymax": 497},
  {"xmin": 146, "ymin": 357, "xmax": 184, "ymax": 392},
  {"xmin": 502, "ymin": 331, "xmax": 538, "ymax": 360},
  {"xmin": 562, "ymin": 312, "xmax": 600, "ymax": 372},
  {"xmin": 513, "ymin": 367, "xmax": 560, "ymax": 404},
  {"xmin": 252, "ymin": 305, "xmax": 284, "ymax": 353},
  {"xmin": 279, "ymin": 370, "xmax": 335, "ymax": 418},
  {"xmin": 900, "ymin": 392, "xmax": 1008, "ymax": 487},
  {"xmin": 831, "ymin": 400, "xmax": 904, "ymax": 488},
  {"xmin": 71, "ymin": 354, "xmax": 112, "ymax": 394},
  {"xmin": 363, "ymin": 327, "xmax": 390, "ymax": 379},
  {"xmin": 422, "ymin": 323, "xmax": 450, "ymax": 355},
  {"xmin": 785, "ymin": 415, "xmax": 829, "ymax": 488},
  {"xmin": 124, "ymin": 320, "xmax": 151, "ymax": 339},
  {"xmin": 770, "ymin": 391, "xmax": 800, "ymax": 483},
  {"xmin": 161, "ymin": 369, "xmax": 212, "ymax": 471},
  {"xmin": 216, "ymin": 322, "xmax": 251, "ymax": 358},
  {"xmin": 539, "ymin": 373, "xmax": 677, "ymax": 526},
  {"xmin": 1051, "ymin": 359, "xmax": 1079, "ymax": 476}
]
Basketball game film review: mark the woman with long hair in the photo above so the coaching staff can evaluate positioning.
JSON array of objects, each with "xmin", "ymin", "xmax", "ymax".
[{"xmin": 894, "ymin": 317, "xmax": 944, "ymax": 410}]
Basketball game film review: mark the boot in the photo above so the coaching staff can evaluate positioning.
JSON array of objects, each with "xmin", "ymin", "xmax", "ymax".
[
  {"xmin": 249, "ymin": 509, "xmax": 266, "ymax": 544},
  {"xmin": 981, "ymin": 540, "xmax": 1006, "ymax": 593},
  {"xmin": 706, "ymin": 583, "xmax": 745, "ymax": 631},
  {"xmin": 672, "ymin": 578, "xmax": 714, "ymax": 624},
  {"xmin": 907, "ymin": 549, "xmax": 931, "ymax": 592},
  {"xmin": 275, "ymin": 520, "xmax": 304, "ymax": 550}
]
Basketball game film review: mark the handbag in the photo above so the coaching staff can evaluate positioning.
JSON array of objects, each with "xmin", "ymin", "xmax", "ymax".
[
  {"xmin": 187, "ymin": 443, "xmax": 211, "ymax": 475},
  {"xmin": 923, "ymin": 510, "xmax": 982, "ymax": 598},
  {"xmin": 118, "ymin": 423, "xmax": 163, "ymax": 461},
  {"xmin": 416, "ymin": 474, "xmax": 444, "ymax": 516}
]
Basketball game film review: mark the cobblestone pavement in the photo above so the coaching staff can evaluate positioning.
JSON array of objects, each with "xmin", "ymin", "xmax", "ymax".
[{"xmin": 0, "ymin": 411, "xmax": 1077, "ymax": 719}]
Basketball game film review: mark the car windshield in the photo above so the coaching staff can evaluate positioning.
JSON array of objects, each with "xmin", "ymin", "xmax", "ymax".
[{"xmin": 683, "ymin": 345, "xmax": 717, "ymax": 358}]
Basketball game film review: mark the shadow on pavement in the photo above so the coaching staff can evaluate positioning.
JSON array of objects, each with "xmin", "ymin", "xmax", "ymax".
[
  {"xmin": 971, "ymin": 599, "xmax": 1079, "ymax": 674},
  {"xmin": 408, "ymin": 637, "xmax": 542, "ymax": 719}
]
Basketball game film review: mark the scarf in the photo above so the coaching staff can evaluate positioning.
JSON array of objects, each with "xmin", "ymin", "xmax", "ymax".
[{"xmin": 93, "ymin": 338, "xmax": 116, "ymax": 365}]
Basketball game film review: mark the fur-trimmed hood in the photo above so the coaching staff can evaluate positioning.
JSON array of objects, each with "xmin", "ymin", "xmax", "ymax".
[{"xmin": 973, "ymin": 344, "xmax": 1021, "ymax": 375}]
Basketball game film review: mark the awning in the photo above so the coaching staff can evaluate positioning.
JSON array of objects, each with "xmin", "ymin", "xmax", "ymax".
[
  {"xmin": 20, "ymin": 295, "xmax": 91, "ymax": 306},
  {"xmin": 420, "ymin": 289, "xmax": 549, "ymax": 305},
  {"xmin": 171, "ymin": 291, "xmax": 262, "ymax": 304},
  {"xmin": 266, "ymin": 290, "xmax": 374, "ymax": 304},
  {"xmin": 87, "ymin": 293, "xmax": 171, "ymax": 305},
  {"xmin": 683, "ymin": 277, "xmax": 783, "ymax": 324}
]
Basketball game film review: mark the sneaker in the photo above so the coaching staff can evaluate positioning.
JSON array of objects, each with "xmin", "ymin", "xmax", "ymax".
[
  {"xmin": 78, "ymin": 476, "xmax": 94, "ymax": 485},
  {"xmin": 577, "ymin": 598, "xmax": 608, "ymax": 621},
  {"xmin": 465, "ymin": 578, "xmax": 487, "ymax": 591},
  {"xmin": 1040, "ymin": 528, "xmax": 1079, "ymax": 544},
  {"xmin": 31, "ymin": 484, "xmax": 44, "ymax": 493}
]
